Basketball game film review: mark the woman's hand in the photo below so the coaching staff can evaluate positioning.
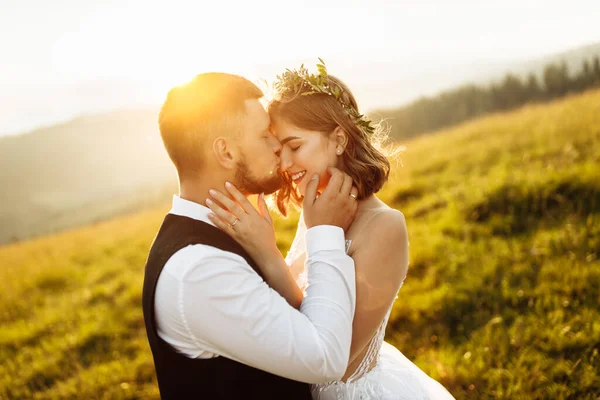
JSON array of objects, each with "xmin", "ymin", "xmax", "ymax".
[{"xmin": 206, "ymin": 182, "xmax": 279, "ymax": 265}]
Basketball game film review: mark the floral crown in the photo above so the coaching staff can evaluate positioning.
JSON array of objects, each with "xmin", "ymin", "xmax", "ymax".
[{"xmin": 273, "ymin": 58, "xmax": 375, "ymax": 135}]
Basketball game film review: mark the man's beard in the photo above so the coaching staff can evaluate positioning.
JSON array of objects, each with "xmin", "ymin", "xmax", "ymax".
[{"xmin": 234, "ymin": 154, "xmax": 283, "ymax": 195}]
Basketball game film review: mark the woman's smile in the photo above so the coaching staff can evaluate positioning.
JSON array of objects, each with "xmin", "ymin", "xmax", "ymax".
[{"xmin": 290, "ymin": 170, "xmax": 307, "ymax": 184}]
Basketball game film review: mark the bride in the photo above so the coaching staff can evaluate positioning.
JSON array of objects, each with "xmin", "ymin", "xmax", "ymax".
[{"xmin": 206, "ymin": 62, "xmax": 455, "ymax": 399}]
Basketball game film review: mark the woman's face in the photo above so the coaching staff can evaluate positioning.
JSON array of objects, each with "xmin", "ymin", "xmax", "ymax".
[{"xmin": 272, "ymin": 117, "xmax": 340, "ymax": 197}]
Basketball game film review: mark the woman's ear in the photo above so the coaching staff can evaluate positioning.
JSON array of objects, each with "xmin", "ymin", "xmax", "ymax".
[
  {"xmin": 333, "ymin": 126, "xmax": 348, "ymax": 155},
  {"xmin": 212, "ymin": 137, "xmax": 237, "ymax": 169}
]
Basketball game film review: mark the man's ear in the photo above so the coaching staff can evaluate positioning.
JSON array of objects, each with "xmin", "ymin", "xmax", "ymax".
[{"xmin": 212, "ymin": 137, "xmax": 237, "ymax": 169}]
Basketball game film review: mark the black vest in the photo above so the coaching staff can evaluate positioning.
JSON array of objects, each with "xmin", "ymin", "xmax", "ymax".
[{"xmin": 142, "ymin": 213, "xmax": 312, "ymax": 399}]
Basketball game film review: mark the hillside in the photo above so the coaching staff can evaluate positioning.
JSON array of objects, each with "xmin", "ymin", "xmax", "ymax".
[
  {"xmin": 2, "ymin": 42, "xmax": 599, "ymax": 248},
  {"xmin": 1, "ymin": 88, "xmax": 599, "ymax": 399},
  {"xmin": 0, "ymin": 108, "xmax": 176, "ymax": 244}
]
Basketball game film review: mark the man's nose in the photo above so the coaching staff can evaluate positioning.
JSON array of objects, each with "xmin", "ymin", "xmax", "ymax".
[
  {"xmin": 279, "ymin": 152, "xmax": 292, "ymax": 171},
  {"xmin": 271, "ymin": 136, "xmax": 282, "ymax": 156}
]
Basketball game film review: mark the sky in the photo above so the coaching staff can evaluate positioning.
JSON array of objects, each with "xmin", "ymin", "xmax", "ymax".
[{"xmin": 1, "ymin": 0, "xmax": 599, "ymax": 136}]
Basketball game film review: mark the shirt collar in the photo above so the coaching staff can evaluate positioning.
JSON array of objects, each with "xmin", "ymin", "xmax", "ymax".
[{"xmin": 169, "ymin": 195, "xmax": 216, "ymax": 227}]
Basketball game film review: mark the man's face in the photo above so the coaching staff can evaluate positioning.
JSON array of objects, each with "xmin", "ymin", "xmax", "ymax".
[{"xmin": 234, "ymin": 99, "xmax": 283, "ymax": 195}]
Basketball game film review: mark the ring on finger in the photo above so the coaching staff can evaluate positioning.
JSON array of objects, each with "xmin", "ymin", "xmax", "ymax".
[
  {"xmin": 350, "ymin": 193, "xmax": 357, "ymax": 199},
  {"xmin": 230, "ymin": 218, "xmax": 240, "ymax": 228}
]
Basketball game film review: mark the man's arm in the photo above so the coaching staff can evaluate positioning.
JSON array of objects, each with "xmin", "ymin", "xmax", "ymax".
[{"xmin": 155, "ymin": 224, "xmax": 355, "ymax": 384}]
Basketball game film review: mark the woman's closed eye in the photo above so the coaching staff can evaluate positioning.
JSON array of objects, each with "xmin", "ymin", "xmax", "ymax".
[{"xmin": 290, "ymin": 145, "xmax": 300, "ymax": 152}]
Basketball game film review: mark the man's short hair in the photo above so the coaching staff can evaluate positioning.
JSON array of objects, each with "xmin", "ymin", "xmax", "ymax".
[{"xmin": 158, "ymin": 73, "xmax": 263, "ymax": 179}]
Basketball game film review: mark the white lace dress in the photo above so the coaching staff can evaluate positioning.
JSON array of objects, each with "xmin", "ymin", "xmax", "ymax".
[{"xmin": 286, "ymin": 218, "xmax": 455, "ymax": 400}]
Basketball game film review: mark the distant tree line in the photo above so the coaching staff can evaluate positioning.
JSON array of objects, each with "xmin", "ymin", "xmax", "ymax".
[{"xmin": 377, "ymin": 55, "xmax": 600, "ymax": 140}]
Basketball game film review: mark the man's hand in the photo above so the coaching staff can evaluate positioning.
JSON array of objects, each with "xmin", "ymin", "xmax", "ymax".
[{"xmin": 303, "ymin": 167, "xmax": 359, "ymax": 231}]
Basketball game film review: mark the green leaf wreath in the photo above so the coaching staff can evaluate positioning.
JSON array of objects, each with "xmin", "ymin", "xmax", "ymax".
[{"xmin": 273, "ymin": 58, "xmax": 375, "ymax": 135}]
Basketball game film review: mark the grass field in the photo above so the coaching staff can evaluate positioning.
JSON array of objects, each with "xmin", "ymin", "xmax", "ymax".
[{"xmin": 1, "ymin": 89, "xmax": 599, "ymax": 399}]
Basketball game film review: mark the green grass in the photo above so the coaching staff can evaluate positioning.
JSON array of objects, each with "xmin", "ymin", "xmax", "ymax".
[{"xmin": 1, "ymin": 89, "xmax": 599, "ymax": 399}]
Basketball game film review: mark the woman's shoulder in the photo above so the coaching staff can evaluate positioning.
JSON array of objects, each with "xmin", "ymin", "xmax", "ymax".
[
  {"xmin": 350, "ymin": 206, "xmax": 409, "ymax": 279},
  {"xmin": 365, "ymin": 207, "xmax": 407, "ymax": 239},
  {"xmin": 348, "ymin": 203, "xmax": 407, "ymax": 253},
  {"xmin": 356, "ymin": 201, "xmax": 406, "ymax": 233}
]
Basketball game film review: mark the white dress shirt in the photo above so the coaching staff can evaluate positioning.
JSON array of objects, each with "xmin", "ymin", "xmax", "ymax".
[{"xmin": 154, "ymin": 195, "xmax": 356, "ymax": 383}]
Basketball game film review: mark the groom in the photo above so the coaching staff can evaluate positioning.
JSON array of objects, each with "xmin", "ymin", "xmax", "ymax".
[{"xmin": 142, "ymin": 73, "xmax": 358, "ymax": 399}]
